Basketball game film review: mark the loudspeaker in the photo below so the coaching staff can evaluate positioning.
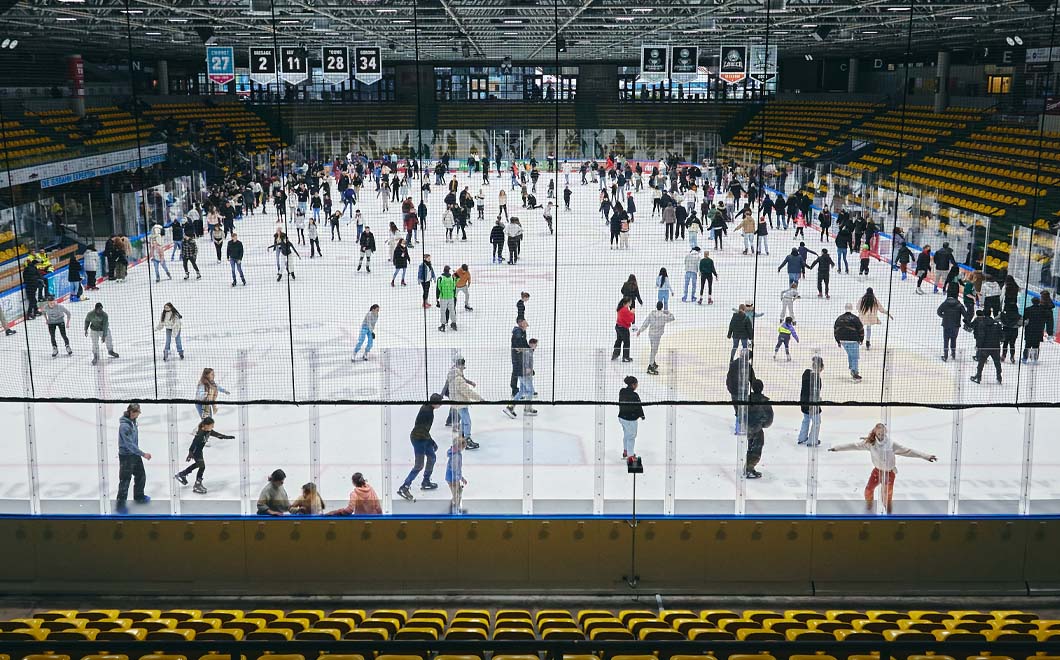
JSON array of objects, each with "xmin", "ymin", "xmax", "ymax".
[
  {"xmin": 0, "ymin": 0, "xmax": 19, "ymax": 15},
  {"xmin": 811, "ymin": 25, "xmax": 833, "ymax": 41},
  {"xmin": 1024, "ymin": 0, "xmax": 1053, "ymax": 11},
  {"xmin": 194, "ymin": 26, "xmax": 216, "ymax": 44}
]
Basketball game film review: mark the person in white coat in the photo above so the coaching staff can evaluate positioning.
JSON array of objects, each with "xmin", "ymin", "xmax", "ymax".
[
  {"xmin": 637, "ymin": 301, "xmax": 675, "ymax": 376},
  {"xmin": 155, "ymin": 302, "xmax": 184, "ymax": 361},
  {"xmin": 780, "ymin": 281, "xmax": 800, "ymax": 322},
  {"xmin": 828, "ymin": 423, "xmax": 937, "ymax": 514},
  {"xmin": 446, "ymin": 358, "xmax": 483, "ymax": 450}
]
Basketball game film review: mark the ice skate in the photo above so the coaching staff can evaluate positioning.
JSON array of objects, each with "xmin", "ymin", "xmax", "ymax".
[
  {"xmin": 397, "ymin": 485, "xmax": 415, "ymax": 501},
  {"xmin": 51, "ymin": 347, "xmax": 58, "ymax": 358},
  {"xmin": 174, "ymin": 473, "xmax": 188, "ymax": 485},
  {"xmin": 465, "ymin": 438, "xmax": 480, "ymax": 450},
  {"xmin": 66, "ymin": 345, "xmax": 73, "ymax": 356},
  {"xmin": 439, "ymin": 324, "xmax": 446, "ymax": 332},
  {"xmin": 524, "ymin": 408, "xmax": 538, "ymax": 416},
  {"xmin": 744, "ymin": 469, "xmax": 762, "ymax": 479},
  {"xmin": 502, "ymin": 405, "xmax": 517, "ymax": 419},
  {"xmin": 464, "ymin": 305, "xmax": 473, "ymax": 311},
  {"xmin": 450, "ymin": 322, "xmax": 457, "ymax": 330},
  {"xmin": 420, "ymin": 480, "xmax": 438, "ymax": 490},
  {"xmin": 193, "ymin": 481, "xmax": 207, "ymax": 494},
  {"xmin": 108, "ymin": 351, "xmax": 119, "ymax": 358},
  {"xmin": 276, "ymin": 273, "xmax": 282, "ymax": 281}
]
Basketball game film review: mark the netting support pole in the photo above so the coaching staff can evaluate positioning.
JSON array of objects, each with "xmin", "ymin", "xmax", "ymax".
[
  {"xmin": 95, "ymin": 361, "xmax": 110, "ymax": 515},
  {"xmin": 381, "ymin": 348, "xmax": 393, "ymax": 515},
  {"xmin": 879, "ymin": 336, "xmax": 893, "ymax": 516},
  {"xmin": 166, "ymin": 363, "xmax": 180, "ymax": 516},
  {"xmin": 1019, "ymin": 377, "xmax": 1036, "ymax": 515},
  {"xmin": 593, "ymin": 348, "xmax": 605, "ymax": 515},
  {"xmin": 308, "ymin": 349, "xmax": 321, "ymax": 489},
  {"xmin": 734, "ymin": 359, "xmax": 748, "ymax": 516},
  {"xmin": 522, "ymin": 399, "xmax": 534, "ymax": 516},
  {"xmin": 22, "ymin": 349, "xmax": 40, "ymax": 515},
  {"xmin": 663, "ymin": 350, "xmax": 676, "ymax": 516},
  {"xmin": 948, "ymin": 346, "xmax": 965, "ymax": 516},
  {"xmin": 237, "ymin": 349, "xmax": 251, "ymax": 516}
]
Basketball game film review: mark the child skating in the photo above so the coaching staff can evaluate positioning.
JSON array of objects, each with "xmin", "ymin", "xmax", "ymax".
[
  {"xmin": 175, "ymin": 416, "xmax": 234, "ymax": 494},
  {"xmin": 774, "ymin": 317, "xmax": 799, "ymax": 361},
  {"xmin": 828, "ymin": 422, "xmax": 937, "ymax": 514},
  {"xmin": 446, "ymin": 434, "xmax": 468, "ymax": 515}
]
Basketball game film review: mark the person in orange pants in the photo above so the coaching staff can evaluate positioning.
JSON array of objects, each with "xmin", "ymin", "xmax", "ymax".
[{"xmin": 828, "ymin": 423, "xmax": 937, "ymax": 514}]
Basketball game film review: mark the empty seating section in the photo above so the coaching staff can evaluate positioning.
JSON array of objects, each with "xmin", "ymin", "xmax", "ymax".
[
  {"xmin": 845, "ymin": 105, "xmax": 989, "ymax": 173},
  {"xmin": 144, "ymin": 100, "xmax": 283, "ymax": 154},
  {"xmin": 722, "ymin": 101, "xmax": 879, "ymax": 162},
  {"xmin": 436, "ymin": 103, "xmax": 576, "ymax": 129},
  {"xmin": 1, "ymin": 606, "xmax": 1056, "ymax": 649},
  {"xmin": 595, "ymin": 104, "xmax": 743, "ymax": 134},
  {"xmin": 275, "ymin": 104, "xmax": 419, "ymax": 132},
  {"xmin": 0, "ymin": 115, "xmax": 66, "ymax": 168},
  {"xmin": 35, "ymin": 105, "xmax": 156, "ymax": 149}
]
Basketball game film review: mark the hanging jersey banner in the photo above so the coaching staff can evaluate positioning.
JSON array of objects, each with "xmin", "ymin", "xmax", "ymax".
[
  {"xmin": 749, "ymin": 44, "xmax": 778, "ymax": 84},
  {"xmin": 640, "ymin": 45, "xmax": 669, "ymax": 82},
  {"xmin": 354, "ymin": 46, "xmax": 383, "ymax": 85},
  {"xmin": 670, "ymin": 45, "xmax": 699, "ymax": 82},
  {"xmin": 322, "ymin": 46, "xmax": 350, "ymax": 83},
  {"xmin": 249, "ymin": 46, "xmax": 276, "ymax": 86},
  {"xmin": 719, "ymin": 45, "xmax": 748, "ymax": 83},
  {"xmin": 279, "ymin": 46, "xmax": 309, "ymax": 85},
  {"xmin": 206, "ymin": 46, "xmax": 235, "ymax": 85}
]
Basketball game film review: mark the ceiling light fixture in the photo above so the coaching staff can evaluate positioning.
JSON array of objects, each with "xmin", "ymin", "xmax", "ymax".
[
  {"xmin": 145, "ymin": 31, "xmax": 161, "ymax": 35},
  {"xmin": 951, "ymin": 15, "xmax": 974, "ymax": 19},
  {"xmin": 631, "ymin": 7, "xmax": 653, "ymax": 12},
  {"xmin": 503, "ymin": 31, "xmax": 519, "ymax": 35},
  {"xmin": 616, "ymin": 16, "xmax": 635, "ymax": 21},
  {"xmin": 863, "ymin": 30, "xmax": 879, "ymax": 34},
  {"xmin": 56, "ymin": 17, "xmax": 78, "ymax": 21},
  {"xmin": 279, "ymin": 19, "xmax": 299, "ymax": 23},
  {"xmin": 887, "ymin": 6, "xmax": 911, "ymax": 10},
  {"xmin": 57, "ymin": 0, "xmax": 86, "ymax": 3},
  {"xmin": 1014, "ymin": 35, "xmax": 1024, "ymax": 45},
  {"xmin": 167, "ymin": 18, "xmax": 188, "ymax": 22},
  {"xmin": 394, "ymin": 19, "xmax": 411, "ymax": 23},
  {"xmin": 801, "ymin": 23, "xmax": 817, "ymax": 27},
  {"xmin": 120, "ymin": 9, "xmax": 143, "ymax": 13},
  {"xmin": 503, "ymin": 19, "xmax": 523, "ymax": 24},
  {"xmin": 804, "ymin": 53, "xmax": 814, "ymax": 61},
  {"xmin": 376, "ymin": 8, "xmax": 397, "ymax": 13}
]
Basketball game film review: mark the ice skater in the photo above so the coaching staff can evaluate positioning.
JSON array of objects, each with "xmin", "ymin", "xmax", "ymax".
[
  {"xmin": 268, "ymin": 231, "xmax": 301, "ymax": 281},
  {"xmin": 397, "ymin": 393, "xmax": 444, "ymax": 502},
  {"xmin": 155, "ymin": 302, "xmax": 184, "ymax": 361},
  {"xmin": 637, "ymin": 301, "xmax": 674, "ymax": 375},
  {"xmin": 774, "ymin": 317, "xmax": 799, "ymax": 361},
  {"xmin": 352, "ymin": 304, "xmax": 380, "ymax": 361},
  {"xmin": 744, "ymin": 379, "xmax": 774, "ymax": 479},
  {"xmin": 857, "ymin": 287, "xmax": 891, "ymax": 350},
  {"xmin": 618, "ymin": 375, "xmax": 645, "ymax": 462},
  {"xmin": 42, "ymin": 297, "xmax": 72, "ymax": 357},
  {"xmin": 174, "ymin": 416, "xmax": 233, "ymax": 495},
  {"xmin": 357, "ymin": 226, "xmax": 375, "ymax": 273},
  {"xmin": 504, "ymin": 337, "xmax": 538, "ymax": 419},
  {"xmin": 779, "ymin": 281, "xmax": 800, "ymax": 322},
  {"xmin": 828, "ymin": 422, "xmax": 937, "ymax": 514},
  {"xmin": 115, "ymin": 403, "xmax": 151, "ymax": 514},
  {"xmin": 195, "ymin": 367, "xmax": 229, "ymax": 419},
  {"xmin": 84, "ymin": 301, "xmax": 119, "ymax": 366},
  {"xmin": 446, "ymin": 434, "xmax": 468, "ymax": 515}
]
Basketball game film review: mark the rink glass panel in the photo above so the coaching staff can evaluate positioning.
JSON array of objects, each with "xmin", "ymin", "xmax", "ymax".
[{"xmin": 0, "ymin": 0, "xmax": 1058, "ymax": 518}]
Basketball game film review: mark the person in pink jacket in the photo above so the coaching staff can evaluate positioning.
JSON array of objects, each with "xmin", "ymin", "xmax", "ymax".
[
  {"xmin": 325, "ymin": 472, "xmax": 382, "ymax": 515},
  {"xmin": 829, "ymin": 423, "xmax": 937, "ymax": 514}
]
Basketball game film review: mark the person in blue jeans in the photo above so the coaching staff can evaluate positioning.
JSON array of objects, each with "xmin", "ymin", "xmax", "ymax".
[
  {"xmin": 682, "ymin": 247, "xmax": 700, "ymax": 302},
  {"xmin": 656, "ymin": 267, "xmax": 673, "ymax": 311},
  {"xmin": 833, "ymin": 304, "xmax": 865, "ymax": 382},
  {"xmin": 352, "ymin": 304, "xmax": 379, "ymax": 361},
  {"xmin": 798, "ymin": 356, "xmax": 823, "ymax": 446},
  {"xmin": 617, "ymin": 375, "xmax": 645, "ymax": 461},
  {"xmin": 397, "ymin": 394, "xmax": 443, "ymax": 501}
]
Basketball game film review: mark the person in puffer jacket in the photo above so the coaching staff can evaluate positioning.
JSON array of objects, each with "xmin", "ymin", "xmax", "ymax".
[
  {"xmin": 446, "ymin": 358, "xmax": 483, "ymax": 450},
  {"xmin": 936, "ymin": 295, "xmax": 965, "ymax": 362}
]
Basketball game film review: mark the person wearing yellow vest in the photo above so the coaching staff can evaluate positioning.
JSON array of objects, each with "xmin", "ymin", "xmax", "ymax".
[
  {"xmin": 34, "ymin": 250, "xmax": 53, "ymax": 300},
  {"xmin": 436, "ymin": 266, "xmax": 457, "ymax": 332}
]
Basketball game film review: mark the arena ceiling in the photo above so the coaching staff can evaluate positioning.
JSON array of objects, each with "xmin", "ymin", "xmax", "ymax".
[{"xmin": 2, "ymin": 0, "xmax": 1057, "ymax": 62}]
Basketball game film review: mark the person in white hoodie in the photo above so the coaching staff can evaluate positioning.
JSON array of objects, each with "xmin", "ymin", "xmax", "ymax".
[
  {"xmin": 505, "ymin": 217, "xmax": 523, "ymax": 264},
  {"xmin": 83, "ymin": 248, "xmax": 101, "ymax": 290},
  {"xmin": 682, "ymin": 247, "xmax": 701, "ymax": 302},
  {"xmin": 828, "ymin": 423, "xmax": 937, "ymax": 514},
  {"xmin": 780, "ymin": 281, "xmax": 800, "ymax": 322},
  {"xmin": 637, "ymin": 301, "xmax": 675, "ymax": 375}
]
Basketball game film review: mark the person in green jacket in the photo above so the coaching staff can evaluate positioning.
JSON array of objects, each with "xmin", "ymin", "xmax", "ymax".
[
  {"xmin": 698, "ymin": 251, "xmax": 720, "ymax": 305},
  {"xmin": 437, "ymin": 265, "xmax": 458, "ymax": 332},
  {"xmin": 84, "ymin": 301, "xmax": 118, "ymax": 366}
]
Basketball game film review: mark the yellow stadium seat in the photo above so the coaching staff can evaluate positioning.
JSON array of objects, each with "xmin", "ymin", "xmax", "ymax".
[
  {"xmin": 729, "ymin": 655, "xmax": 775, "ymax": 660},
  {"xmin": 495, "ymin": 627, "xmax": 537, "ymax": 640},
  {"xmin": 246, "ymin": 628, "xmax": 294, "ymax": 640},
  {"xmin": 992, "ymin": 621, "xmax": 1037, "ymax": 633},
  {"xmin": 790, "ymin": 655, "xmax": 837, "ymax": 660},
  {"xmin": 451, "ymin": 618, "xmax": 489, "ymax": 630},
  {"xmin": 319, "ymin": 656, "xmax": 367, "ymax": 660},
  {"xmin": 377, "ymin": 655, "xmax": 424, "ymax": 660},
  {"xmin": 139, "ymin": 618, "xmax": 178, "ymax": 631},
  {"xmin": 992, "ymin": 610, "xmax": 1037, "ymax": 622},
  {"xmin": 867, "ymin": 610, "xmax": 903, "ymax": 622},
  {"xmin": 296, "ymin": 628, "xmax": 341, "ymax": 640},
  {"xmin": 619, "ymin": 610, "xmax": 655, "ymax": 625},
  {"xmin": 590, "ymin": 627, "xmax": 635, "ymax": 641},
  {"xmin": 455, "ymin": 609, "xmax": 491, "ymax": 620},
  {"xmin": 943, "ymin": 619, "xmax": 992, "ymax": 633},
  {"xmin": 81, "ymin": 609, "xmax": 121, "ymax": 621},
  {"xmin": 834, "ymin": 630, "xmax": 883, "ymax": 641},
  {"xmin": 610, "ymin": 656, "xmax": 656, "ymax": 660},
  {"xmin": 198, "ymin": 628, "xmax": 246, "ymax": 641},
  {"xmin": 493, "ymin": 655, "xmax": 540, "ymax": 660},
  {"xmin": 826, "ymin": 610, "xmax": 862, "ymax": 623},
  {"xmin": 315, "ymin": 617, "xmax": 357, "ymax": 634},
  {"xmin": 226, "ymin": 618, "xmax": 267, "ymax": 634},
  {"xmin": 35, "ymin": 610, "xmax": 78, "ymax": 620},
  {"xmin": 270, "ymin": 618, "xmax": 311, "ymax": 633},
  {"xmin": 49, "ymin": 629, "xmax": 98, "ymax": 640},
  {"xmin": 640, "ymin": 628, "xmax": 683, "ymax": 641},
  {"xmin": 763, "ymin": 618, "xmax": 804, "ymax": 634},
  {"xmin": 934, "ymin": 630, "xmax": 986, "ymax": 642},
  {"xmin": 204, "ymin": 609, "xmax": 244, "ymax": 622},
  {"xmin": 346, "ymin": 627, "xmax": 390, "ymax": 640},
  {"xmin": 689, "ymin": 628, "xmax": 735, "ymax": 641},
  {"xmin": 702, "ymin": 610, "xmax": 739, "ymax": 625},
  {"xmin": 853, "ymin": 619, "xmax": 897, "ymax": 633},
  {"xmin": 179, "ymin": 618, "xmax": 222, "ymax": 632},
  {"xmin": 289, "ymin": 609, "xmax": 325, "ymax": 624},
  {"xmin": 98, "ymin": 628, "xmax": 147, "ymax": 640},
  {"xmin": 949, "ymin": 611, "xmax": 992, "ymax": 622},
  {"xmin": 81, "ymin": 656, "xmax": 130, "ymax": 660},
  {"xmin": 254, "ymin": 656, "xmax": 303, "ymax": 660},
  {"xmin": 40, "ymin": 618, "xmax": 88, "ymax": 631},
  {"xmin": 786, "ymin": 629, "xmax": 834, "ymax": 641},
  {"xmin": 163, "ymin": 609, "xmax": 202, "ymax": 621},
  {"xmin": 146, "ymin": 628, "xmax": 196, "ymax": 641},
  {"xmin": 372, "ymin": 609, "xmax": 410, "ymax": 625},
  {"xmin": 736, "ymin": 628, "xmax": 784, "ymax": 641},
  {"xmin": 784, "ymin": 611, "xmax": 822, "ymax": 623},
  {"xmin": 330, "ymin": 609, "xmax": 366, "ymax": 623},
  {"xmin": 247, "ymin": 609, "xmax": 285, "ymax": 623},
  {"xmin": 882, "ymin": 630, "xmax": 933, "ymax": 642},
  {"xmin": 94, "ymin": 618, "xmax": 133, "ymax": 631},
  {"xmin": 0, "ymin": 628, "xmax": 47, "ymax": 641},
  {"xmin": 497, "ymin": 610, "xmax": 532, "ymax": 621},
  {"xmin": 406, "ymin": 617, "xmax": 445, "ymax": 634},
  {"xmin": 436, "ymin": 655, "xmax": 482, "ymax": 660},
  {"xmin": 122, "ymin": 609, "xmax": 162, "ymax": 621},
  {"xmin": 542, "ymin": 628, "xmax": 584, "ymax": 640},
  {"xmin": 22, "ymin": 656, "xmax": 70, "ymax": 660},
  {"xmin": 0, "ymin": 619, "xmax": 42, "ymax": 631},
  {"xmin": 446, "ymin": 627, "xmax": 489, "ymax": 640},
  {"xmin": 744, "ymin": 610, "xmax": 782, "ymax": 624},
  {"xmin": 396, "ymin": 626, "xmax": 439, "ymax": 640},
  {"xmin": 362, "ymin": 617, "xmax": 402, "ymax": 636}
]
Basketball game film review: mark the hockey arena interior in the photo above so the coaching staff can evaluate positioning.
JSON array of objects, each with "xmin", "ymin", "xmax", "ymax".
[{"xmin": 1, "ymin": 0, "xmax": 1060, "ymax": 656}]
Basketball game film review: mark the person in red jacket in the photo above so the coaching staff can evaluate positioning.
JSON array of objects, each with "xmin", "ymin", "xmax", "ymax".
[{"xmin": 612, "ymin": 298, "xmax": 635, "ymax": 362}]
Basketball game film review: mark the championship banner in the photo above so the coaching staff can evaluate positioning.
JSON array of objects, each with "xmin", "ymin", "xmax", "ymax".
[
  {"xmin": 279, "ymin": 46, "xmax": 309, "ymax": 85},
  {"xmin": 354, "ymin": 46, "xmax": 382, "ymax": 85},
  {"xmin": 719, "ymin": 45, "xmax": 748, "ymax": 83},
  {"xmin": 322, "ymin": 46, "xmax": 350, "ymax": 83},
  {"xmin": 206, "ymin": 46, "xmax": 235, "ymax": 85},
  {"xmin": 670, "ymin": 45, "xmax": 699, "ymax": 82},
  {"xmin": 640, "ymin": 45, "xmax": 669, "ymax": 82},
  {"xmin": 749, "ymin": 44, "xmax": 778, "ymax": 84},
  {"xmin": 249, "ymin": 46, "xmax": 276, "ymax": 85}
]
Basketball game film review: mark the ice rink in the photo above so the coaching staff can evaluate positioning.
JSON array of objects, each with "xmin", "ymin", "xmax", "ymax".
[{"xmin": 1, "ymin": 166, "xmax": 1057, "ymax": 517}]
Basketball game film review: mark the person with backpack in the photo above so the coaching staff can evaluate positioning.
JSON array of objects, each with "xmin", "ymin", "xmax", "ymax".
[
  {"xmin": 726, "ymin": 347, "xmax": 756, "ymax": 436},
  {"xmin": 174, "ymin": 416, "xmax": 234, "ymax": 495},
  {"xmin": 828, "ymin": 422, "xmax": 937, "ymax": 514},
  {"xmin": 932, "ymin": 242, "xmax": 955, "ymax": 294},
  {"xmin": 744, "ymin": 379, "xmax": 774, "ymax": 479},
  {"xmin": 969, "ymin": 309, "xmax": 1003, "ymax": 384},
  {"xmin": 999, "ymin": 304, "xmax": 1022, "ymax": 364}
]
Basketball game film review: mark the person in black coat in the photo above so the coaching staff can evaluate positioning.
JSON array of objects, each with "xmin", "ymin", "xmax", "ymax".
[
  {"xmin": 490, "ymin": 219, "xmax": 506, "ymax": 264},
  {"xmin": 727, "ymin": 303, "xmax": 754, "ymax": 360},
  {"xmin": 744, "ymin": 379, "xmax": 774, "ymax": 479},
  {"xmin": 1022, "ymin": 297, "xmax": 1051, "ymax": 363},
  {"xmin": 937, "ymin": 295, "xmax": 964, "ymax": 362},
  {"xmin": 969, "ymin": 309, "xmax": 1003, "ymax": 384},
  {"xmin": 22, "ymin": 261, "xmax": 41, "ymax": 319},
  {"xmin": 174, "ymin": 416, "xmax": 234, "ymax": 494},
  {"xmin": 798, "ymin": 356, "xmax": 823, "ymax": 446},
  {"xmin": 808, "ymin": 249, "xmax": 836, "ymax": 298},
  {"xmin": 510, "ymin": 319, "xmax": 530, "ymax": 399},
  {"xmin": 67, "ymin": 253, "xmax": 84, "ymax": 302},
  {"xmin": 357, "ymin": 227, "xmax": 376, "ymax": 272},
  {"xmin": 726, "ymin": 348, "xmax": 756, "ymax": 435},
  {"xmin": 620, "ymin": 274, "xmax": 643, "ymax": 310},
  {"xmin": 391, "ymin": 238, "xmax": 410, "ymax": 286},
  {"xmin": 617, "ymin": 375, "xmax": 646, "ymax": 461}
]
